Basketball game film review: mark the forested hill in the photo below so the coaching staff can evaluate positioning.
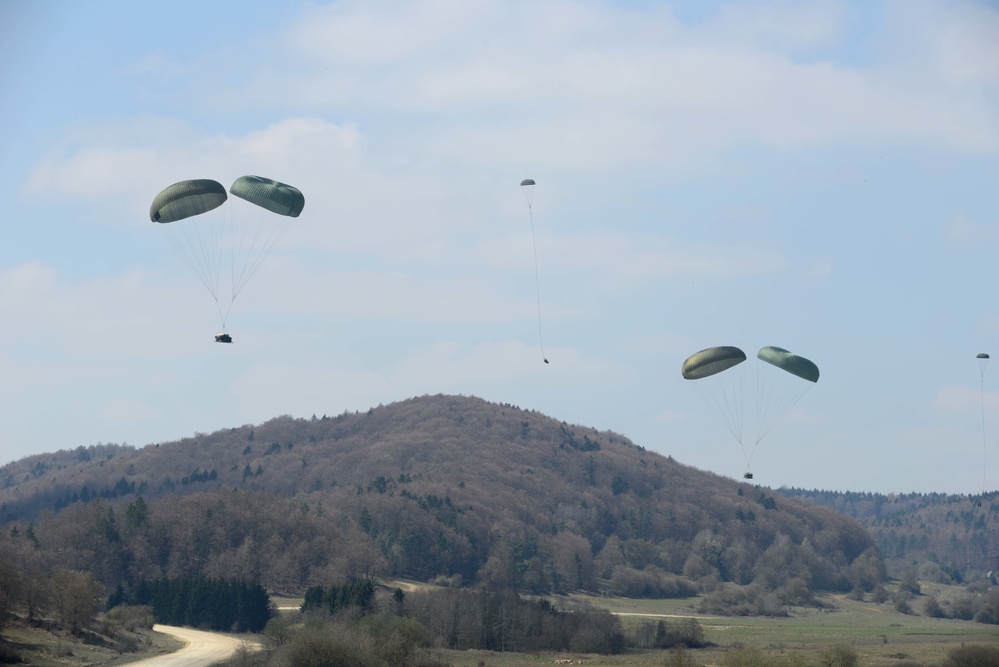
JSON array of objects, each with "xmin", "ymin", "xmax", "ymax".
[
  {"xmin": 0, "ymin": 394, "xmax": 880, "ymax": 604},
  {"xmin": 776, "ymin": 487, "xmax": 999, "ymax": 580}
]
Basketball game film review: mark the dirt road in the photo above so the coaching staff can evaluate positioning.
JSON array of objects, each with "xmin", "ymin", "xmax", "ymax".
[{"xmin": 125, "ymin": 625, "xmax": 259, "ymax": 667}]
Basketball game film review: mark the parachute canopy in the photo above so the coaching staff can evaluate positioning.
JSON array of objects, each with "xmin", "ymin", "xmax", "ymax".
[
  {"xmin": 149, "ymin": 179, "xmax": 227, "ymax": 223},
  {"xmin": 230, "ymin": 175, "xmax": 305, "ymax": 218},
  {"xmin": 682, "ymin": 346, "xmax": 747, "ymax": 380},
  {"xmin": 150, "ymin": 175, "xmax": 303, "ymax": 337},
  {"xmin": 978, "ymin": 353, "xmax": 990, "ymax": 360},
  {"xmin": 757, "ymin": 346, "xmax": 819, "ymax": 383},
  {"xmin": 520, "ymin": 178, "xmax": 535, "ymax": 186}
]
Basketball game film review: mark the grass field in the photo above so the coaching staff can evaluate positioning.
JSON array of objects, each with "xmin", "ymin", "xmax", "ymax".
[
  {"xmin": 0, "ymin": 620, "xmax": 182, "ymax": 667},
  {"xmin": 380, "ymin": 582, "xmax": 999, "ymax": 667},
  {"xmin": 553, "ymin": 589, "xmax": 998, "ymax": 667},
  {"xmin": 5, "ymin": 583, "xmax": 996, "ymax": 666}
]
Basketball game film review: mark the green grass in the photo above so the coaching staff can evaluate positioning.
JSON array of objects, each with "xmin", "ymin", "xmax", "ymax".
[
  {"xmin": 0, "ymin": 618, "xmax": 182, "ymax": 667},
  {"xmin": 374, "ymin": 580, "xmax": 999, "ymax": 666},
  {"xmin": 557, "ymin": 589, "xmax": 999, "ymax": 667},
  {"xmin": 91, "ymin": 581, "xmax": 996, "ymax": 667}
]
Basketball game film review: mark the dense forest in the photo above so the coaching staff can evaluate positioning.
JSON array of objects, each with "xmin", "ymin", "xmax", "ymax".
[
  {"xmin": 0, "ymin": 395, "xmax": 881, "ymax": 612},
  {"xmin": 777, "ymin": 488, "xmax": 999, "ymax": 579}
]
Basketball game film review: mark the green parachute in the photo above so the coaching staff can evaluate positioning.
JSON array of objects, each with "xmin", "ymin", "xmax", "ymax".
[
  {"xmin": 681, "ymin": 345, "xmax": 747, "ymax": 380},
  {"xmin": 978, "ymin": 352, "xmax": 990, "ymax": 505},
  {"xmin": 755, "ymin": 346, "xmax": 819, "ymax": 444},
  {"xmin": 682, "ymin": 346, "xmax": 749, "ymax": 453},
  {"xmin": 230, "ymin": 175, "xmax": 305, "ymax": 217},
  {"xmin": 520, "ymin": 178, "xmax": 547, "ymax": 363},
  {"xmin": 150, "ymin": 176, "xmax": 304, "ymax": 342},
  {"xmin": 683, "ymin": 344, "xmax": 819, "ymax": 478},
  {"xmin": 149, "ymin": 179, "xmax": 227, "ymax": 223}
]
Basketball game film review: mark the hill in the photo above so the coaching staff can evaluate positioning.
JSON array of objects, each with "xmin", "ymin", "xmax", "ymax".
[
  {"xmin": 777, "ymin": 487, "xmax": 999, "ymax": 581},
  {"xmin": 1, "ymin": 394, "xmax": 880, "ymax": 609}
]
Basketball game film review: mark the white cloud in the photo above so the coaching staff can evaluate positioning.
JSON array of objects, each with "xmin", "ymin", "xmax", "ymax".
[
  {"xmin": 99, "ymin": 396, "xmax": 163, "ymax": 426},
  {"xmin": 933, "ymin": 383, "xmax": 999, "ymax": 414},
  {"xmin": 652, "ymin": 408, "xmax": 687, "ymax": 425},
  {"xmin": 244, "ymin": 0, "xmax": 999, "ymax": 167},
  {"xmin": 805, "ymin": 259, "xmax": 834, "ymax": 280},
  {"xmin": 700, "ymin": 0, "xmax": 848, "ymax": 53},
  {"xmin": 24, "ymin": 116, "xmax": 364, "ymax": 232},
  {"xmin": 945, "ymin": 212, "xmax": 999, "ymax": 248}
]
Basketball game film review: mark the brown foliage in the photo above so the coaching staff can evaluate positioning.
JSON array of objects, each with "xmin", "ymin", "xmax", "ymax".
[{"xmin": 2, "ymin": 395, "xmax": 880, "ymax": 601}]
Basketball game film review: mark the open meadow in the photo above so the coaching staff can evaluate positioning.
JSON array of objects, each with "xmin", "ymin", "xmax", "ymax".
[{"xmin": 349, "ymin": 583, "xmax": 999, "ymax": 667}]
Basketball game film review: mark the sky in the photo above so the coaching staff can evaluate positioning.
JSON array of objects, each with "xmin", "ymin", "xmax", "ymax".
[{"xmin": 1, "ymin": 0, "xmax": 998, "ymax": 494}]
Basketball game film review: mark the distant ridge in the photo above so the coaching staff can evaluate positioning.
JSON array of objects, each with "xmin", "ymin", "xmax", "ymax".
[
  {"xmin": 777, "ymin": 487, "xmax": 999, "ymax": 579},
  {"xmin": 1, "ymin": 394, "xmax": 880, "ymax": 603}
]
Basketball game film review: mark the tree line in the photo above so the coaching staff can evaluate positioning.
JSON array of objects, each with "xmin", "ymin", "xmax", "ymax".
[
  {"xmin": 116, "ymin": 576, "xmax": 271, "ymax": 632},
  {"xmin": 1, "ymin": 395, "xmax": 889, "ymax": 622}
]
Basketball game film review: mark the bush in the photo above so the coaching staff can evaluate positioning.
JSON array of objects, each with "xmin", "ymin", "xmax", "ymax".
[
  {"xmin": 667, "ymin": 645, "xmax": 696, "ymax": 667},
  {"xmin": 114, "ymin": 634, "xmax": 139, "ymax": 654},
  {"xmin": 721, "ymin": 647, "xmax": 806, "ymax": 667},
  {"xmin": 355, "ymin": 614, "xmax": 433, "ymax": 665},
  {"xmin": 0, "ymin": 642, "xmax": 23, "ymax": 664},
  {"xmin": 106, "ymin": 605, "xmax": 154, "ymax": 632},
  {"xmin": 818, "ymin": 644, "xmax": 859, "ymax": 667},
  {"xmin": 924, "ymin": 596, "xmax": 945, "ymax": 618},
  {"xmin": 948, "ymin": 595, "xmax": 976, "ymax": 621},
  {"xmin": 279, "ymin": 626, "xmax": 370, "ymax": 667},
  {"xmin": 972, "ymin": 589, "xmax": 999, "ymax": 624},
  {"xmin": 943, "ymin": 644, "xmax": 999, "ymax": 667},
  {"xmin": 632, "ymin": 619, "xmax": 707, "ymax": 649},
  {"xmin": 608, "ymin": 566, "xmax": 697, "ymax": 599},
  {"xmin": 871, "ymin": 585, "xmax": 890, "ymax": 603}
]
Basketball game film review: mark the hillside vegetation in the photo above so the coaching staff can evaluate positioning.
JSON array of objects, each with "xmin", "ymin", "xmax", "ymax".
[
  {"xmin": 2, "ymin": 395, "xmax": 880, "ymax": 609},
  {"xmin": 778, "ymin": 488, "xmax": 999, "ymax": 580}
]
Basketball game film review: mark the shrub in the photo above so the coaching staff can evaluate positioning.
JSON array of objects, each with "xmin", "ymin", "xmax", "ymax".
[
  {"xmin": 280, "ymin": 626, "xmax": 370, "ymax": 667},
  {"xmin": 0, "ymin": 642, "xmax": 23, "ymax": 664},
  {"xmin": 943, "ymin": 644, "xmax": 999, "ymax": 667},
  {"xmin": 722, "ymin": 647, "xmax": 806, "ymax": 667},
  {"xmin": 818, "ymin": 644, "xmax": 859, "ymax": 667},
  {"xmin": 106, "ymin": 605, "xmax": 154, "ymax": 632},
  {"xmin": 923, "ymin": 596, "xmax": 945, "ymax": 618},
  {"xmin": 972, "ymin": 589, "xmax": 999, "ymax": 624},
  {"xmin": 608, "ymin": 566, "xmax": 697, "ymax": 599}
]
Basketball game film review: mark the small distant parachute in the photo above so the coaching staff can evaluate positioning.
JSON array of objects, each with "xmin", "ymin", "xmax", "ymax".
[
  {"xmin": 519, "ymin": 178, "xmax": 546, "ymax": 364},
  {"xmin": 150, "ymin": 175, "xmax": 304, "ymax": 340},
  {"xmin": 978, "ymin": 352, "xmax": 990, "ymax": 505},
  {"xmin": 520, "ymin": 178, "xmax": 536, "ymax": 206}
]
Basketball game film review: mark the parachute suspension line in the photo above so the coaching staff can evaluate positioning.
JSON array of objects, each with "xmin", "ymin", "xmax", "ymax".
[
  {"xmin": 754, "ymin": 376, "xmax": 811, "ymax": 446},
  {"xmin": 217, "ymin": 206, "xmax": 293, "ymax": 332},
  {"xmin": 164, "ymin": 220, "xmax": 228, "ymax": 331},
  {"xmin": 747, "ymin": 386, "xmax": 808, "ymax": 470},
  {"xmin": 746, "ymin": 384, "xmax": 810, "ymax": 469},
  {"xmin": 693, "ymin": 375, "xmax": 748, "ymax": 464},
  {"xmin": 977, "ymin": 353, "xmax": 990, "ymax": 505},
  {"xmin": 982, "ymin": 371, "xmax": 988, "ymax": 498},
  {"xmin": 527, "ymin": 201, "xmax": 548, "ymax": 364},
  {"xmin": 232, "ymin": 219, "xmax": 290, "ymax": 300},
  {"xmin": 981, "ymin": 360, "xmax": 989, "ymax": 500},
  {"xmin": 165, "ymin": 222, "xmax": 219, "ymax": 301}
]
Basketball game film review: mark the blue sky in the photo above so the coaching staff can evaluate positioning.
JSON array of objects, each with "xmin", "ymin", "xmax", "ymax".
[{"xmin": 1, "ymin": 0, "xmax": 998, "ymax": 494}]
